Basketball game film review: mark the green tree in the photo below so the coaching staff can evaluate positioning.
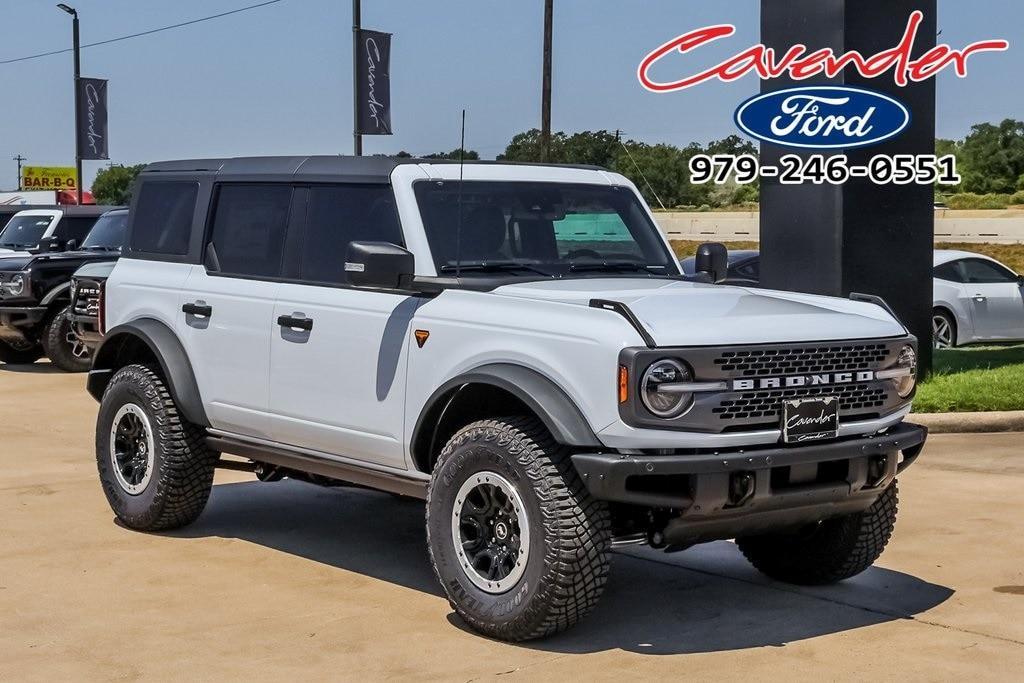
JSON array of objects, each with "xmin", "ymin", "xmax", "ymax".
[
  {"xmin": 91, "ymin": 164, "xmax": 145, "ymax": 205},
  {"xmin": 499, "ymin": 128, "xmax": 567, "ymax": 162},
  {"xmin": 957, "ymin": 119, "xmax": 1024, "ymax": 194},
  {"xmin": 422, "ymin": 148, "xmax": 480, "ymax": 160},
  {"xmin": 705, "ymin": 134, "xmax": 757, "ymax": 156}
]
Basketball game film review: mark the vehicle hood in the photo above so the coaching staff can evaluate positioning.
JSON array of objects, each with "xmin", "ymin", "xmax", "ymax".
[
  {"xmin": 0, "ymin": 251, "xmax": 115, "ymax": 273},
  {"xmin": 73, "ymin": 259, "xmax": 118, "ymax": 279},
  {"xmin": 0, "ymin": 255, "xmax": 35, "ymax": 272},
  {"xmin": 492, "ymin": 278, "xmax": 906, "ymax": 346}
]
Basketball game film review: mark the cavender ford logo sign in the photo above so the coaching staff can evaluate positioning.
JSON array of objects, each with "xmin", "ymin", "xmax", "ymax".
[
  {"xmin": 637, "ymin": 11, "xmax": 1008, "ymax": 92},
  {"xmin": 734, "ymin": 86, "xmax": 910, "ymax": 150}
]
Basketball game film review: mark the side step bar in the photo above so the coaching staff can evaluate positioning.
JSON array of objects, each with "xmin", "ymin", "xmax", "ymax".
[{"xmin": 206, "ymin": 435, "xmax": 429, "ymax": 500}]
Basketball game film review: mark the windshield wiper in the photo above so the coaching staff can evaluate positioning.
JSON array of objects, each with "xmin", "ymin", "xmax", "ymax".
[
  {"xmin": 439, "ymin": 261, "xmax": 554, "ymax": 277},
  {"xmin": 568, "ymin": 260, "xmax": 663, "ymax": 273}
]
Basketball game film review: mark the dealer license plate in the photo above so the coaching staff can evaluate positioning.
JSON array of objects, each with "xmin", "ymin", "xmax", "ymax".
[{"xmin": 781, "ymin": 397, "xmax": 839, "ymax": 444}]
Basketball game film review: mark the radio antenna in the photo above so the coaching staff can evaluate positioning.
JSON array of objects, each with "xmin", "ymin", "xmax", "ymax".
[{"xmin": 455, "ymin": 108, "xmax": 466, "ymax": 279}]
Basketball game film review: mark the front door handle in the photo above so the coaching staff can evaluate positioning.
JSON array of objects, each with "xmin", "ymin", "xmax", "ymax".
[
  {"xmin": 182, "ymin": 302, "xmax": 213, "ymax": 318},
  {"xmin": 277, "ymin": 314, "xmax": 313, "ymax": 332},
  {"xmin": 973, "ymin": 294, "xmax": 987, "ymax": 302}
]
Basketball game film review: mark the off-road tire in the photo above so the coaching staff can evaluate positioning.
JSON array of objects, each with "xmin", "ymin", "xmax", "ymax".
[
  {"xmin": 737, "ymin": 482, "xmax": 898, "ymax": 585},
  {"xmin": 43, "ymin": 305, "xmax": 91, "ymax": 372},
  {"xmin": 96, "ymin": 364, "xmax": 217, "ymax": 531},
  {"xmin": 426, "ymin": 416, "xmax": 611, "ymax": 641},
  {"xmin": 0, "ymin": 340, "xmax": 43, "ymax": 365}
]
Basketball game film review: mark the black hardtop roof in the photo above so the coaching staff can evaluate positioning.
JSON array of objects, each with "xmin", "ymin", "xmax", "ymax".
[{"xmin": 141, "ymin": 155, "xmax": 608, "ymax": 183}]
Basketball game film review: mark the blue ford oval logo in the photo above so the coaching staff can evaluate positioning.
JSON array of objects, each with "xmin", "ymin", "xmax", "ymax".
[{"xmin": 734, "ymin": 86, "xmax": 911, "ymax": 150}]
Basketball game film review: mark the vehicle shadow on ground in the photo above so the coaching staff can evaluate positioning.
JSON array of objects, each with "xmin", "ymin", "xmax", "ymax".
[
  {"xmin": 170, "ymin": 479, "xmax": 953, "ymax": 655},
  {"xmin": 0, "ymin": 361, "xmax": 62, "ymax": 374}
]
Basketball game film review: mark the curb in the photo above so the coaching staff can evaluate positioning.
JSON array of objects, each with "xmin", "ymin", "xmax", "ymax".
[{"xmin": 909, "ymin": 410, "xmax": 1024, "ymax": 434}]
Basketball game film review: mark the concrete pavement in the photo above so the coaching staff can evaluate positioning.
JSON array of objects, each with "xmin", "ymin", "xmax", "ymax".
[{"xmin": 1, "ymin": 363, "xmax": 1022, "ymax": 680}]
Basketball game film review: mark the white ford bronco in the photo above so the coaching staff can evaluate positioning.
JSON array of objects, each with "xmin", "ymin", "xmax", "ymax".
[{"xmin": 88, "ymin": 156, "xmax": 925, "ymax": 641}]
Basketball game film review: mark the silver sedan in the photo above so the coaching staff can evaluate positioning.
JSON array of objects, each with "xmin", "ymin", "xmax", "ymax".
[{"xmin": 932, "ymin": 249, "xmax": 1024, "ymax": 348}]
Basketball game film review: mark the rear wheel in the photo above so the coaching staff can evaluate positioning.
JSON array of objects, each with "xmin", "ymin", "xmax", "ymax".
[
  {"xmin": 426, "ymin": 416, "xmax": 611, "ymax": 641},
  {"xmin": 43, "ymin": 305, "xmax": 91, "ymax": 372},
  {"xmin": 96, "ymin": 364, "xmax": 218, "ymax": 531},
  {"xmin": 737, "ymin": 482, "xmax": 898, "ymax": 585},
  {"xmin": 932, "ymin": 309, "xmax": 957, "ymax": 349}
]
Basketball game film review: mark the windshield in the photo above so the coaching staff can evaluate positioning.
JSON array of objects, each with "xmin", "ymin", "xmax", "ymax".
[
  {"xmin": 0, "ymin": 215, "xmax": 53, "ymax": 249},
  {"xmin": 413, "ymin": 181, "xmax": 674, "ymax": 277},
  {"xmin": 81, "ymin": 212, "xmax": 128, "ymax": 249}
]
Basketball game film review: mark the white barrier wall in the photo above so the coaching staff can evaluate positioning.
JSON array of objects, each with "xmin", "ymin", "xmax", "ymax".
[{"xmin": 656, "ymin": 210, "xmax": 1024, "ymax": 244}]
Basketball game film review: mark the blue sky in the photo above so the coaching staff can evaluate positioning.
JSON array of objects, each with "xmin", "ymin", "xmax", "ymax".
[{"xmin": 0, "ymin": 0, "xmax": 1020, "ymax": 190}]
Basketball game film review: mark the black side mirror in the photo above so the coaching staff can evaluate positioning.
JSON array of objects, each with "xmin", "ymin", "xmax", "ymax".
[
  {"xmin": 346, "ymin": 241, "xmax": 415, "ymax": 289},
  {"xmin": 65, "ymin": 238, "xmax": 78, "ymax": 251},
  {"xmin": 694, "ymin": 242, "xmax": 728, "ymax": 283},
  {"xmin": 39, "ymin": 236, "xmax": 63, "ymax": 253}
]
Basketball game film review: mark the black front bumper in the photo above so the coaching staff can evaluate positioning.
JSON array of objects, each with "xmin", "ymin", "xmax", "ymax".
[
  {"xmin": 0, "ymin": 305, "xmax": 48, "ymax": 344},
  {"xmin": 572, "ymin": 422, "xmax": 927, "ymax": 544}
]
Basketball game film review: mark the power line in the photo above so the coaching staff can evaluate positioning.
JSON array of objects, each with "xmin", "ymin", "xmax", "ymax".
[
  {"xmin": 618, "ymin": 138, "xmax": 667, "ymax": 211},
  {"xmin": 0, "ymin": 0, "xmax": 284, "ymax": 66}
]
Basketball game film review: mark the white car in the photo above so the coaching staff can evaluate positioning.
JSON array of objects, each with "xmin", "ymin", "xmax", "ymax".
[
  {"xmin": 932, "ymin": 250, "xmax": 1024, "ymax": 348},
  {"xmin": 86, "ymin": 156, "xmax": 925, "ymax": 641}
]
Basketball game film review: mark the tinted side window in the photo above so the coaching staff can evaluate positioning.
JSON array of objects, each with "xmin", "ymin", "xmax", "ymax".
[
  {"xmin": 299, "ymin": 185, "xmax": 402, "ymax": 284},
  {"xmin": 209, "ymin": 185, "xmax": 292, "ymax": 278},
  {"xmin": 131, "ymin": 182, "xmax": 199, "ymax": 255},
  {"xmin": 933, "ymin": 261, "xmax": 963, "ymax": 282},
  {"xmin": 961, "ymin": 258, "xmax": 1016, "ymax": 284},
  {"xmin": 733, "ymin": 258, "xmax": 760, "ymax": 280},
  {"xmin": 55, "ymin": 217, "xmax": 97, "ymax": 243}
]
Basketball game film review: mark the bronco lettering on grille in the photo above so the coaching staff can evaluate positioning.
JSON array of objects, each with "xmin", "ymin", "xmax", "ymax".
[{"xmin": 731, "ymin": 370, "xmax": 875, "ymax": 391}]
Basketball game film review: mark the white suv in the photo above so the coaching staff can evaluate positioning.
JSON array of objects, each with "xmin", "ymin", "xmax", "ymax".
[{"xmin": 88, "ymin": 156, "xmax": 926, "ymax": 641}]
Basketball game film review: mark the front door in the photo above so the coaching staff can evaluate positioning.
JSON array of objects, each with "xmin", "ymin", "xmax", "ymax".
[{"xmin": 268, "ymin": 183, "xmax": 414, "ymax": 468}]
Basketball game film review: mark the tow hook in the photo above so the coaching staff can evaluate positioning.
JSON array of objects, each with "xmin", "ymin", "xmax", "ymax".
[
  {"xmin": 867, "ymin": 455, "xmax": 889, "ymax": 488},
  {"xmin": 726, "ymin": 471, "xmax": 756, "ymax": 508}
]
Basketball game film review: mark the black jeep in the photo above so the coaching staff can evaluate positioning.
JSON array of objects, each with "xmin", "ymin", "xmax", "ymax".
[{"xmin": 0, "ymin": 207, "xmax": 126, "ymax": 371}]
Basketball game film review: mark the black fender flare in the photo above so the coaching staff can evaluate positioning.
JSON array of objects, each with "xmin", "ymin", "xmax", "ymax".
[
  {"xmin": 87, "ymin": 318, "xmax": 209, "ymax": 426},
  {"xmin": 412, "ymin": 363, "xmax": 601, "ymax": 466}
]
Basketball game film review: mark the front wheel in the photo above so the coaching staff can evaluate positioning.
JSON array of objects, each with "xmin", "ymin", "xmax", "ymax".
[
  {"xmin": 737, "ymin": 482, "xmax": 898, "ymax": 585},
  {"xmin": 96, "ymin": 364, "xmax": 218, "ymax": 531},
  {"xmin": 43, "ymin": 305, "xmax": 91, "ymax": 372},
  {"xmin": 426, "ymin": 417, "xmax": 611, "ymax": 641}
]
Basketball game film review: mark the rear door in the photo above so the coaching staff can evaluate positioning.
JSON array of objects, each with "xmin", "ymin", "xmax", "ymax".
[
  {"xmin": 177, "ymin": 184, "xmax": 294, "ymax": 439},
  {"xmin": 268, "ymin": 183, "xmax": 415, "ymax": 468},
  {"xmin": 960, "ymin": 258, "xmax": 1024, "ymax": 340}
]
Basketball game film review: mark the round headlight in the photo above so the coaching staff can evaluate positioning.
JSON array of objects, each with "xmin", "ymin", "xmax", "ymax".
[
  {"xmin": 893, "ymin": 344, "xmax": 917, "ymax": 398},
  {"xmin": 3, "ymin": 274, "xmax": 25, "ymax": 297},
  {"xmin": 640, "ymin": 359, "xmax": 694, "ymax": 418}
]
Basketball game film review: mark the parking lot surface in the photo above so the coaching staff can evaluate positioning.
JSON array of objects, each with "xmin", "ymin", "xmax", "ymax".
[{"xmin": 2, "ymin": 364, "xmax": 1023, "ymax": 681}]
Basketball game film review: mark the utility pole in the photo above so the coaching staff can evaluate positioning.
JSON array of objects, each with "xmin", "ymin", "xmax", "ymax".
[
  {"xmin": 540, "ymin": 0, "xmax": 553, "ymax": 162},
  {"xmin": 352, "ymin": 0, "xmax": 362, "ymax": 156},
  {"xmin": 13, "ymin": 155, "xmax": 26, "ymax": 190},
  {"xmin": 58, "ymin": 4, "xmax": 83, "ymax": 204}
]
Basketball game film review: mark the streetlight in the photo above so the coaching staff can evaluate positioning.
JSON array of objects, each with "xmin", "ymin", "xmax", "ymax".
[{"xmin": 57, "ymin": 3, "xmax": 83, "ymax": 205}]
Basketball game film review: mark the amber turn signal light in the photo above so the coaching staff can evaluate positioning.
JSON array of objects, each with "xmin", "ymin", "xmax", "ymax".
[{"xmin": 618, "ymin": 366, "xmax": 629, "ymax": 403}]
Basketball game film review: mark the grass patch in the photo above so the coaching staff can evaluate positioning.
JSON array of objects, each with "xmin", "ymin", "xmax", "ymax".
[{"xmin": 913, "ymin": 344, "xmax": 1024, "ymax": 413}]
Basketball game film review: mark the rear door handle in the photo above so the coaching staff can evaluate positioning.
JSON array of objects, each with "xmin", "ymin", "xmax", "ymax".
[
  {"xmin": 182, "ymin": 302, "xmax": 213, "ymax": 318},
  {"xmin": 277, "ymin": 314, "xmax": 313, "ymax": 332}
]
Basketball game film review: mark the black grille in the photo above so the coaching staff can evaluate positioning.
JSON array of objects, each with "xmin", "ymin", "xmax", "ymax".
[
  {"xmin": 714, "ymin": 343, "xmax": 891, "ymax": 377},
  {"xmin": 713, "ymin": 384, "xmax": 889, "ymax": 422}
]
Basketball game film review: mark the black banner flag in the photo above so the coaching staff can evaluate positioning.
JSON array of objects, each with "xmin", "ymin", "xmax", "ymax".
[
  {"xmin": 355, "ymin": 29, "xmax": 392, "ymax": 135},
  {"xmin": 77, "ymin": 77, "xmax": 109, "ymax": 160}
]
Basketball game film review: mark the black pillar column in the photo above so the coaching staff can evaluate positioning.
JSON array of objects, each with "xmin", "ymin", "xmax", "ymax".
[{"xmin": 759, "ymin": 0, "xmax": 936, "ymax": 372}]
